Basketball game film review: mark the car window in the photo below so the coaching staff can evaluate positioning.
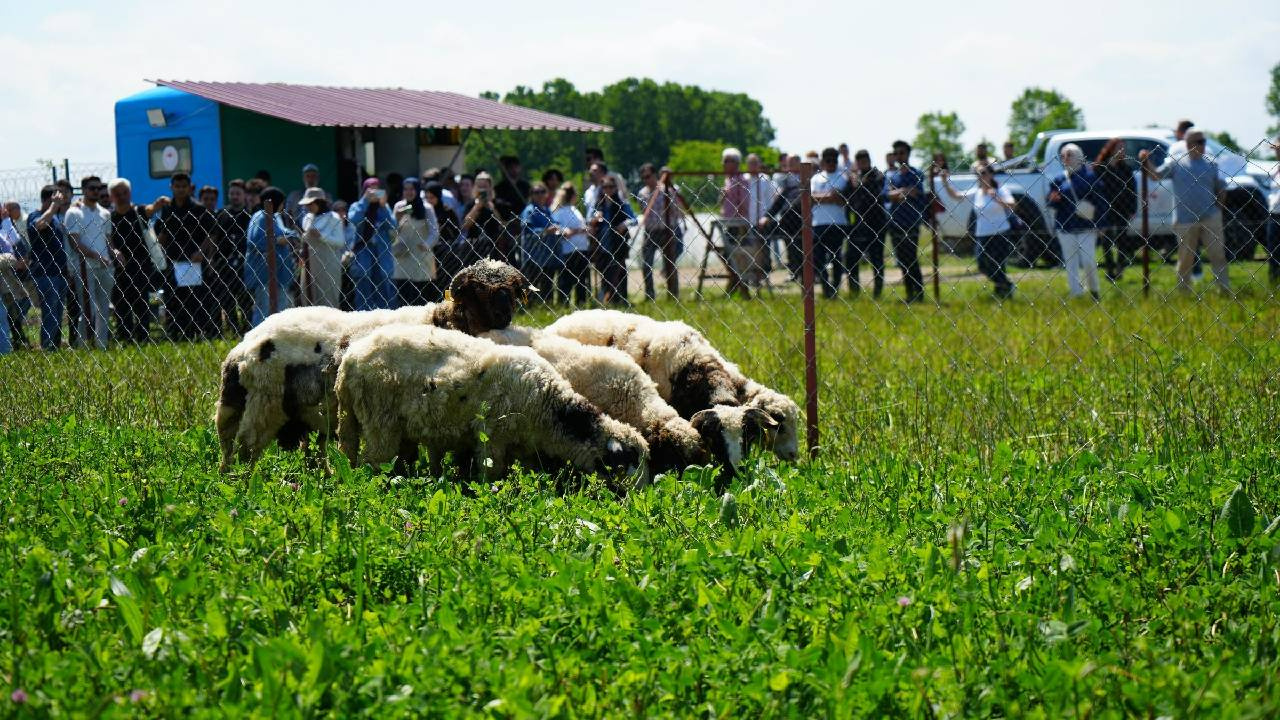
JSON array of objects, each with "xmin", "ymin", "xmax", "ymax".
[
  {"xmin": 1125, "ymin": 138, "xmax": 1166, "ymax": 166},
  {"xmin": 1059, "ymin": 139, "xmax": 1108, "ymax": 162}
]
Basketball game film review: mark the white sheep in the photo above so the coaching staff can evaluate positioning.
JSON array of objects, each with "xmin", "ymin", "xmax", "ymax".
[
  {"xmin": 481, "ymin": 325, "xmax": 706, "ymax": 478},
  {"xmin": 215, "ymin": 260, "xmax": 536, "ymax": 470},
  {"xmin": 543, "ymin": 309, "xmax": 740, "ymax": 417},
  {"xmin": 335, "ymin": 325, "xmax": 648, "ymax": 487},
  {"xmin": 544, "ymin": 309, "xmax": 799, "ymax": 460}
]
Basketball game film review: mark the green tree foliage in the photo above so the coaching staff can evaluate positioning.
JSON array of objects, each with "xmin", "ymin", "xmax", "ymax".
[
  {"xmin": 1007, "ymin": 88, "xmax": 1085, "ymax": 155},
  {"xmin": 665, "ymin": 140, "xmax": 778, "ymax": 174},
  {"xmin": 1266, "ymin": 61, "xmax": 1280, "ymax": 137},
  {"xmin": 1207, "ymin": 131, "xmax": 1243, "ymax": 155},
  {"xmin": 912, "ymin": 111, "xmax": 968, "ymax": 169},
  {"xmin": 467, "ymin": 78, "xmax": 775, "ymax": 181}
]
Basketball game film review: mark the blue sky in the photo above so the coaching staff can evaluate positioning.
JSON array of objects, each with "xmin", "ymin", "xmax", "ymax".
[{"xmin": 2, "ymin": 0, "xmax": 1277, "ymax": 172}]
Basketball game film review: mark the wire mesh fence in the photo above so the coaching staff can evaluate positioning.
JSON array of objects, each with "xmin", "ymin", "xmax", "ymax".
[{"xmin": 1, "ymin": 139, "xmax": 1278, "ymax": 469}]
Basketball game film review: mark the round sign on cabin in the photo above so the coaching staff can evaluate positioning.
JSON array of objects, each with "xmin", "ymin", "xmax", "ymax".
[{"xmin": 161, "ymin": 145, "xmax": 179, "ymax": 172}]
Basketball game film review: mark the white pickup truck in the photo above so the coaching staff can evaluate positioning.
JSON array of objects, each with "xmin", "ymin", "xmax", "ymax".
[{"xmin": 933, "ymin": 128, "xmax": 1273, "ymax": 265}]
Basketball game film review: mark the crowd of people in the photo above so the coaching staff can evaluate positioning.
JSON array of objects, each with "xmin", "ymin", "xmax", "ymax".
[{"xmin": 1, "ymin": 127, "xmax": 1278, "ymax": 354}]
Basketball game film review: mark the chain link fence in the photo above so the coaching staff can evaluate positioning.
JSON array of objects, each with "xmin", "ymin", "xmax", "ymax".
[{"xmin": 1, "ymin": 141, "xmax": 1277, "ymax": 466}]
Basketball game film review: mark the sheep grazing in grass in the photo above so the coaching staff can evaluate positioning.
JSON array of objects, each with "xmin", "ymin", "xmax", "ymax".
[
  {"xmin": 544, "ymin": 309, "xmax": 800, "ymax": 461},
  {"xmin": 215, "ymin": 260, "xmax": 535, "ymax": 471},
  {"xmin": 543, "ymin": 309, "xmax": 740, "ymax": 417},
  {"xmin": 690, "ymin": 404, "xmax": 781, "ymax": 491},
  {"xmin": 336, "ymin": 325, "xmax": 648, "ymax": 487},
  {"xmin": 481, "ymin": 325, "xmax": 706, "ymax": 478},
  {"xmin": 736, "ymin": 379, "xmax": 801, "ymax": 461}
]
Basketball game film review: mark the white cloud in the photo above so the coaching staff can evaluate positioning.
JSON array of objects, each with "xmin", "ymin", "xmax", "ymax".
[{"xmin": 1, "ymin": 0, "xmax": 1276, "ymax": 176}]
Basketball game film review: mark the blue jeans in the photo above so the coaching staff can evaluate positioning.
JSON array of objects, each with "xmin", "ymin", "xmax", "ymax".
[
  {"xmin": 248, "ymin": 281, "xmax": 294, "ymax": 329},
  {"xmin": 350, "ymin": 241, "xmax": 395, "ymax": 311},
  {"xmin": 1266, "ymin": 215, "xmax": 1280, "ymax": 280},
  {"xmin": 32, "ymin": 275, "xmax": 67, "ymax": 351},
  {"xmin": 974, "ymin": 233, "xmax": 1015, "ymax": 297},
  {"xmin": 0, "ymin": 297, "xmax": 8, "ymax": 353},
  {"xmin": 812, "ymin": 224, "xmax": 848, "ymax": 298}
]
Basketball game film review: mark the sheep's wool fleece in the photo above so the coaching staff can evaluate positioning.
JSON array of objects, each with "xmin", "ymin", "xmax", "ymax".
[
  {"xmin": 543, "ymin": 309, "xmax": 740, "ymax": 416},
  {"xmin": 482, "ymin": 326, "xmax": 705, "ymax": 474},
  {"xmin": 337, "ymin": 325, "xmax": 648, "ymax": 475}
]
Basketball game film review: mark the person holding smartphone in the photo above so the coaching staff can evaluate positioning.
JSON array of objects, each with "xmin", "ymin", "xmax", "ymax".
[
  {"xmin": 589, "ymin": 177, "xmax": 636, "ymax": 306},
  {"xmin": 23, "ymin": 186, "xmax": 70, "ymax": 350},
  {"xmin": 461, "ymin": 172, "xmax": 507, "ymax": 267},
  {"xmin": 347, "ymin": 177, "xmax": 397, "ymax": 310},
  {"xmin": 939, "ymin": 163, "xmax": 1017, "ymax": 298}
]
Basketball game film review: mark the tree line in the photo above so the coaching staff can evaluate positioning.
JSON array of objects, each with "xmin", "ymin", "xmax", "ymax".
[
  {"xmin": 469, "ymin": 78, "xmax": 775, "ymax": 179},
  {"xmin": 470, "ymin": 67, "xmax": 1279, "ymax": 181}
]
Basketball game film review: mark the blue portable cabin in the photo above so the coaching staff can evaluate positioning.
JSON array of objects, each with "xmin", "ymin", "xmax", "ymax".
[
  {"xmin": 115, "ymin": 86, "xmax": 225, "ymax": 205},
  {"xmin": 114, "ymin": 80, "xmax": 613, "ymax": 209}
]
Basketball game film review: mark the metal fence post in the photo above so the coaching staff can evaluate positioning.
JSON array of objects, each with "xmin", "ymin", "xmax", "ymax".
[
  {"xmin": 799, "ymin": 162, "xmax": 819, "ymax": 458},
  {"xmin": 265, "ymin": 200, "xmax": 279, "ymax": 315}
]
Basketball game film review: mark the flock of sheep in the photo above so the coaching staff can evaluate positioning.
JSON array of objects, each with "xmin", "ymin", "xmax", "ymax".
[{"xmin": 214, "ymin": 260, "xmax": 800, "ymax": 492}]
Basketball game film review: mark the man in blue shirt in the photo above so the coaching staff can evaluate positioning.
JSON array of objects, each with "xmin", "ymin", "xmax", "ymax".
[
  {"xmin": 880, "ymin": 140, "xmax": 926, "ymax": 302},
  {"xmin": 244, "ymin": 186, "xmax": 299, "ymax": 327},
  {"xmin": 23, "ymin": 185, "xmax": 70, "ymax": 350},
  {"xmin": 519, "ymin": 183, "xmax": 558, "ymax": 306},
  {"xmin": 348, "ymin": 178, "xmax": 398, "ymax": 310},
  {"xmin": 1140, "ymin": 129, "xmax": 1229, "ymax": 293}
]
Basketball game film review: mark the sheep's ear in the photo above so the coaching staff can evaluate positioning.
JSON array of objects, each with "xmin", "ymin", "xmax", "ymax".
[
  {"xmin": 745, "ymin": 407, "xmax": 779, "ymax": 429},
  {"xmin": 690, "ymin": 409, "xmax": 714, "ymax": 428}
]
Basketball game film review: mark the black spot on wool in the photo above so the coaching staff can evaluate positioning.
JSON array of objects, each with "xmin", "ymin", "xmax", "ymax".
[
  {"xmin": 690, "ymin": 411, "xmax": 731, "ymax": 469},
  {"xmin": 257, "ymin": 339, "xmax": 276, "ymax": 362},
  {"xmin": 555, "ymin": 397, "xmax": 602, "ymax": 442},
  {"xmin": 219, "ymin": 363, "xmax": 247, "ymax": 410},
  {"xmin": 283, "ymin": 364, "xmax": 325, "ymax": 419},
  {"xmin": 669, "ymin": 358, "xmax": 738, "ymax": 419}
]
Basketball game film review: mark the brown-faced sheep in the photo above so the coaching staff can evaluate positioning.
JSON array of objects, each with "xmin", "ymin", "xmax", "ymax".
[
  {"xmin": 335, "ymin": 325, "xmax": 648, "ymax": 487},
  {"xmin": 481, "ymin": 325, "xmax": 706, "ymax": 479},
  {"xmin": 544, "ymin": 309, "xmax": 800, "ymax": 461},
  {"xmin": 215, "ymin": 260, "xmax": 535, "ymax": 470}
]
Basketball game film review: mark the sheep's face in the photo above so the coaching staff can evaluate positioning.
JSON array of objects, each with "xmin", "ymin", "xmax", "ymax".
[
  {"xmin": 600, "ymin": 432, "xmax": 646, "ymax": 477},
  {"xmin": 691, "ymin": 405, "xmax": 778, "ymax": 475},
  {"xmin": 450, "ymin": 260, "xmax": 536, "ymax": 334},
  {"xmin": 758, "ymin": 395, "xmax": 800, "ymax": 460}
]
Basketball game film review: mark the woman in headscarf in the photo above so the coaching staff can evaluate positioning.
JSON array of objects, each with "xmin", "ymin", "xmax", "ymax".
[
  {"xmin": 392, "ymin": 177, "xmax": 438, "ymax": 307},
  {"xmin": 298, "ymin": 187, "xmax": 347, "ymax": 308},
  {"xmin": 244, "ymin": 186, "xmax": 298, "ymax": 326},
  {"xmin": 424, "ymin": 181, "xmax": 458, "ymax": 299}
]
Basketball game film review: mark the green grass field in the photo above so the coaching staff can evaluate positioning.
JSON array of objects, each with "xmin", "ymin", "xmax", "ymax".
[{"xmin": 2, "ymin": 264, "xmax": 1279, "ymax": 717}]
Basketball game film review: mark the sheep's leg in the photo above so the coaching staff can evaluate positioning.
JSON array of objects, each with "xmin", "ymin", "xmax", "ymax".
[
  {"xmin": 234, "ymin": 392, "xmax": 284, "ymax": 469},
  {"xmin": 215, "ymin": 402, "xmax": 242, "ymax": 472},
  {"xmin": 393, "ymin": 440, "xmax": 420, "ymax": 476},
  {"xmin": 361, "ymin": 425, "xmax": 403, "ymax": 469},
  {"xmin": 336, "ymin": 407, "xmax": 361, "ymax": 465}
]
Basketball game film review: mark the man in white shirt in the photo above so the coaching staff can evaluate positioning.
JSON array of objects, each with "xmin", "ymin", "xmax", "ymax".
[
  {"xmin": 744, "ymin": 153, "xmax": 777, "ymax": 283},
  {"xmin": 63, "ymin": 176, "xmax": 116, "ymax": 349},
  {"xmin": 810, "ymin": 147, "xmax": 850, "ymax": 299},
  {"xmin": 1167, "ymin": 119, "xmax": 1194, "ymax": 160}
]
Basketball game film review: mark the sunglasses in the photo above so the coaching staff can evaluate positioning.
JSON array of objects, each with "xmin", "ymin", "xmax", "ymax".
[
  {"xmin": 1190, "ymin": 139, "xmax": 1206, "ymax": 146},
  {"xmin": 603, "ymin": 184, "xmax": 617, "ymax": 190}
]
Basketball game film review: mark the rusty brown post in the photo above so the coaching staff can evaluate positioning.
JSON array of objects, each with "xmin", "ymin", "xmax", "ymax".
[
  {"xmin": 799, "ymin": 162, "xmax": 819, "ymax": 458},
  {"xmin": 265, "ymin": 199, "xmax": 279, "ymax": 315}
]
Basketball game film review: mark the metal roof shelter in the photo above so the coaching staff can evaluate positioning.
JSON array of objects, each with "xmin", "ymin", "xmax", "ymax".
[
  {"xmin": 117, "ymin": 81, "xmax": 609, "ymax": 205},
  {"xmin": 151, "ymin": 80, "xmax": 612, "ymax": 132}
]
